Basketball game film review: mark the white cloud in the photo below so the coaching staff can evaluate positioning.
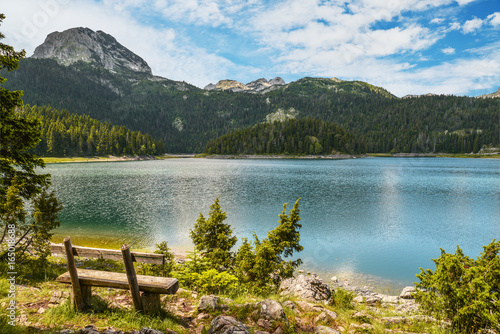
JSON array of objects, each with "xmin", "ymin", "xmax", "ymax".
[
  {"xmin": 0, "ymin": 0, "xmax": 253, "ymax": 87},
  {"xmin": 462, "ymin": 17, "xmax": 484, "ymax": 33},
  {"xmin": 442, "ymin": 47, "xmax": 455, "ymax": 54},
  {"xmin": 431, "ymin": 18, "xmax": 445, "ymax": 24},
  {"xmin": 488, "ymin": 12, "xmax": 500, "ymax": 27}
]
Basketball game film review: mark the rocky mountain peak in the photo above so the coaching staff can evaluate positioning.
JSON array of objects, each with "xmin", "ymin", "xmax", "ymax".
[
  {"xmin": 204, "ymin": 77, "xmax": 286, "ymax": 94},
  {"xmin": 32, "ymin": 27, "xmax": 152, "ymax": 75}
]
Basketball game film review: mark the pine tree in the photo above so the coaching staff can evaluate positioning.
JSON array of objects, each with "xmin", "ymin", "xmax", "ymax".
[{"xmin": 190, "ymin": 197, "xmax": 237, "ymax": 269}]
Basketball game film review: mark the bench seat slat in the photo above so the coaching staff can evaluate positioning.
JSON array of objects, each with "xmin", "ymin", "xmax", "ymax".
[
  {"xmin": 56, "ymin": 269, "xmax": 178, "ymax": 294},
  {"xmin": 50, "ymin": 243, "xmax": 164, "ymax": 265}
]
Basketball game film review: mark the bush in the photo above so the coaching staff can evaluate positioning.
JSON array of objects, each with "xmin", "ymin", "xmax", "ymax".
[
  {"xmin": 415, "ymin": 239, "xmax": 500, "ymax": 333},
  {"xmin": 137, "ymin": 241, "xmax": 175, "ymax": 277}
]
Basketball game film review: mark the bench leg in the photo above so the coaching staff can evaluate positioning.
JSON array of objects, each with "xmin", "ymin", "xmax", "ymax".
[
  {"xmin": 140, "ymin": 292, "xmax": 161, "ymax": 314},
  {"xmin": 82, "ymin": 285, "xmax": 92, "ymax": 306},
  {"xmin": 71, "ymin": 285, "xmax": 91, "ymax": 309}
]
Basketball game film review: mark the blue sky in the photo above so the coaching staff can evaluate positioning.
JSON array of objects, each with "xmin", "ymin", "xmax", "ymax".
[{"xmin": 2, "ymin": 0, "xmax": 500, "ymax": 97}]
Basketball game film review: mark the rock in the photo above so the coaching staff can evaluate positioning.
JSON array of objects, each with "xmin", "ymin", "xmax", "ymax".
[
  {"xmin": 269, "ymin": 77, "xmax": 286, "ymax": 86},
  {"xmin": 49, "ymin": 290, "xmax": 70, "ymax": 306},
  {"xmin": 353, "ymin": 295, "xmax": 381, "ymax": 305},
  {"xmin": 279, "ymin": 274, "xmax": 331, "ymax": 302},
  {"xmin": 33, "ymin": 27, "xmax": 152, "ymax": 75},
  {"xmin": 37, "ymin": 307, "xmax": 46, "ymax": 314},
  {"xmin": 295, "ymin": 300, "xmax": 316, "ymax": 312},
  {"xmin": 351, "ymin": 311, "xmax": 374, "ymax": 322},
  {"xmin": 330, "ymin": 276, "xmax": 338, "ymax": 284},
  {"xmin": 400, "ymin": 286, "xmax": 416, "ymax": 299},
  {"xmin": 80, "ymin": 325, "xmax": 101, "ymax": 334},
  {"xmin": 138, "ymin": 328, "xmax": 168, "ymax": 334},
  {"xmin": 198, "ymin": 295, "xmax": 219, "ymax": 312},
  {"xmin": 315, "ymin": 325, "xmax": 341, "ymax": 334},
  {"xmin": 259, "ymin": 299, "xmax": 287, "ymax": 323},
  {"xmin": 204, "ymin": 83, "xmax": 217, "ymax": 90},
  {"xmin": 282, "ymin": 301, "xmax": 295, "ymax": 309},
  {"xmin": 257, "ymin": 318, "xmax": 273, "ymax": 330},
  {"xmin": 207, "ymin": 315, "xmax": 249, "ymax": 334}
]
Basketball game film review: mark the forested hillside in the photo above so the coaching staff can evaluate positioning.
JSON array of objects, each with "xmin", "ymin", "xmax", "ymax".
[
  {"xmin": 18, "ymin": 105, "xmax": 163, "ymax": 156},
  {"xmin": 3, "ymin": 59, "xmax": 499, "ymax": 154},
  {"xmin": 204, "ymin": 118, "xmax": 364, "ymax": 155}
]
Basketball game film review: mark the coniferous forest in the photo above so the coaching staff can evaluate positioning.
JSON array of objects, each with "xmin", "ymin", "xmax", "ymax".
[
  {"xmin": 3, "ymin": 59, "xmax": 499, "ymax": 154},
  {"xmin": 204, "ymin": 118, "xmax": 364, "ymax": 155},
  {"xmin": 18, "ymin": 105, "xmax": 163, "ymax": 157}
]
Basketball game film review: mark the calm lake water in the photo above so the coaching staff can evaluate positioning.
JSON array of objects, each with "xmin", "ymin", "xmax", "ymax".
[{"xmin": 45, "ymin": 157, "xmax": 500, "ymax": 293}]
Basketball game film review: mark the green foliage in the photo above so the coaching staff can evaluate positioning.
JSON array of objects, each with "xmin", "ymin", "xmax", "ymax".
[
  {"xmin": 3, "ymin": 56, "xmax": 498, "ymax": 154},
  {"xmin": 233, "ymin": 199, "xmax": 303, "ymax": 293},
  {"xmin": 190, "ymin": 197, "xmax": 237, "ymax": 269},
  {"xmin": 329, "ymin": 288, "xmax": 355, "ymax": 310},
  {"xmin": 0, "ymin": 16, "xmax": 62, "ymax": 267},
  {"xmin": 137, "ymin": 241, "xmax": 175, "ymax": 277},
  {"xmin": 18, "ymin": 105, "xmax": 164, "ymax": 156},
  {"xmin": 204, "ymin": 118, "xmax": 362, "ymax": 155},
  {"xmin": 415, "ymin": 240, "xmax": 500, "ymax": 333},
  {"xmin": 172, "ymin": 250, "xmax": 238, "ymax": 295}
]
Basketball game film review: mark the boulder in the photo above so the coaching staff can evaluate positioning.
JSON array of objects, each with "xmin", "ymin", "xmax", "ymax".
[
  {"xmin": 207, "ymin": 315, "xmax": 249, "ymax": 334},
  {"xmin": 198, "ymin": 295, "xmax": 219, "ymax": 312},
  {"xmin": 400, "ymin": 286, "xmax": 416, "ymax": 299},
  {"xmin": 315, "ymin": 325, "xmax": 340, "ymax": 334},
  {"xmin": 279, "ymin": 275, "xmax": 331, "ymax": 302},
  {"xmin": 260, "ymin": 299, "xmax": 287, "ymax": 323}
]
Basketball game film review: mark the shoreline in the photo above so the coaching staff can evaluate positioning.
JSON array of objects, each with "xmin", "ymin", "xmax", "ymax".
[{"xmin": 42, "ymin": 152, "xmax": 499, "ymax": 163}]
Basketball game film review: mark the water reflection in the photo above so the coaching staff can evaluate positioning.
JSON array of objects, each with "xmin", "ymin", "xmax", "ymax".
[{"xmin": 46, "ymin": 157, "xmax": 500, "ymax": 292}]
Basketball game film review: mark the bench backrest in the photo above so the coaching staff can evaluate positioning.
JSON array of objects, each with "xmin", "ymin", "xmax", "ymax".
[{"xmin": 50, "ymin": 243, "xmax": 165, "ymax": 265}]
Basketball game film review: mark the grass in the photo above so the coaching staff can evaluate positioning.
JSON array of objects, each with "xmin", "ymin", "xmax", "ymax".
[{"xmin": 0, "ymin": 255, "xmax": 455, "ymax": 334}]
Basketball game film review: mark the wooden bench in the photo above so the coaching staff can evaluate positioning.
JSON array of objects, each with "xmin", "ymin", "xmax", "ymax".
[{"xmin": 51, "ymin": 237, "xmax": 178, "ymax": 313}]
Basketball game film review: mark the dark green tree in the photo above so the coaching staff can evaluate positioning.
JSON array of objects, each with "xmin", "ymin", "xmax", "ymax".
[
  {"xmin": 415, "ymin": 240, "xmax": 500, "ymax": 333},
  {"xmin": 190, "ymin": 197, "xmax": 237, "ymax": 269},
  {"xmin": 0, "ymin": 14, "xmax": 61, "ymax": 263}
]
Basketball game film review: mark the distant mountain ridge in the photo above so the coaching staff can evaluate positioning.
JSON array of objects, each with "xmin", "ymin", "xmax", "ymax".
[
  {"xmin": 204, "ymin": 77, "xmax": 286, "ymax": 94},
  {"xmin": 2, "ymin": 27, "xmax": 498, "ymax": 154}
]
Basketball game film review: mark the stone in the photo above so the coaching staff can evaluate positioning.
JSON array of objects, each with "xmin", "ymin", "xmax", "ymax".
[
  {"xmin": 257, "ymin": 318, "xmax": 272, "ymax": 330},
  {"xmin": 400, "ymin": 286, "xmax": 416, "ymax": 299},
  {"xmin": 330, "ymin": 276, "xmax": 338, "ymax": 284},
  {"xmin": 351, "ymin": 311, "xmax": 374, "ymax": 323},
  {"xmin": 279, "ymin": 274, "xmax": 331, "ymax": 302},
  {"xmin": 80, "ymin": 325, "xmax": 101, "ymax": 334},
  {"xmin": 353, "ymin": 295, "xmax": 381, "ymax": 305},
  {"xmin": 282, "ymin": 301, "xmax": 295, "ymax": 309},
  {"xmin": 259, "ymin": 299, "xmax": 287, "ymax": 323},
  {"xmin": 315, "ymin": 325, "xmax": 341, "ymax": 334},
  {"xmin": 207, "ymin": 315, "xmax": 250, "ymax": 334},
  {"xmin": 198, "ymin": 295, "xmax": 219, "ymax": 312}
]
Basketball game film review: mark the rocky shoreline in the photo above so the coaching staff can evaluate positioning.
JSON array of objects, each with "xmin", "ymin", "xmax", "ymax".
[{"xmin": 40, "ymin": 274, "xmax": 433, "ymax": 334}]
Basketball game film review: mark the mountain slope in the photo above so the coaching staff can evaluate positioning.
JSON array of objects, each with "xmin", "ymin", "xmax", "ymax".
[{"xmin": 2, "ymin": 27, "xmax": 498, "ymax": 154}]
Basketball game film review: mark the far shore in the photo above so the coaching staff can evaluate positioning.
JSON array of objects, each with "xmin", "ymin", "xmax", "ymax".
[{"xmin": 41, "ymin": 152, "xmax": 499, "ymax": 163}]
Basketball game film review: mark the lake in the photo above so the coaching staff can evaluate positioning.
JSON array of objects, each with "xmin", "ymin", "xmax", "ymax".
[{"xmin": 45, "ymin": 157, "xmax": 500, "ymax": 294}]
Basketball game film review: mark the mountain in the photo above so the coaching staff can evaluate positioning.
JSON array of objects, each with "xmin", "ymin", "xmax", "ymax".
[
  {"xmin": 2, "ymin": 27, "xmax": 498, "ymax": 154},
  {"xmin": 204, "ymin": 77, "xmax": 286, "ymax": 94},
  {"xmin": 32, "ymin": 27, "xmax": 152, "ymax": 77},
  {"xmin": 478, "ymin": 88, "xmax": 500, "ymax": 99}
]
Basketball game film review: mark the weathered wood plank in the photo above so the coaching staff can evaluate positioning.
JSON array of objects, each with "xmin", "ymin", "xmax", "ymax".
[
  {"xmin": 64, "ymin": 237, "xmax": 84, "ymax": 310},
  {"xmin": 56, "ymin": 269, "xmax": 178, "ymax": 294},
  {"xmin": 122, "ymin": 244, "xmax": 142, "ymax": 311},
  {"xmin": 50, "ymin": 243, "xmax": 164, "ymax": 265}
]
